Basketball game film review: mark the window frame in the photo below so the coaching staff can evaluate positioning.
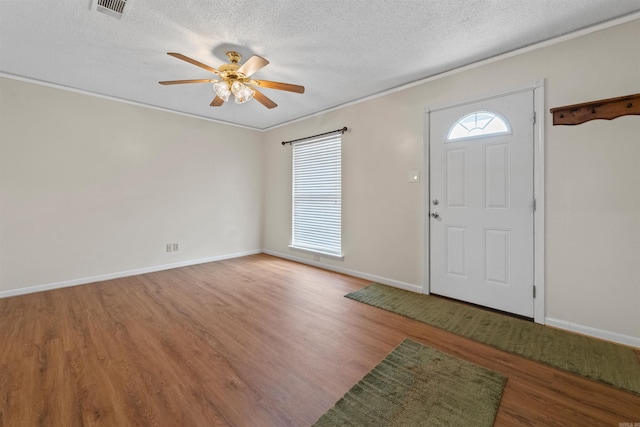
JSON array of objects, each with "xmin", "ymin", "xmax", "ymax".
[{"xmin": 446, "ymin": 110, "xmax": 511, "ymax": 142}]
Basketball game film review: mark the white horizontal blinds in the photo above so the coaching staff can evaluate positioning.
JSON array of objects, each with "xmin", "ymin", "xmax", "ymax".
[{"xmin": 292, "ymin": 133, "xmax": 342, "ymax": 256}]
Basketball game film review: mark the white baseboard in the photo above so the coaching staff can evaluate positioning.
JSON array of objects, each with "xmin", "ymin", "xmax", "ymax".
[
  {"xmin": 262, "ymin": 249, "xmax": 423, "ymax": 293},
  {"xmin": 264, "ymin": 251, "xmax": 640, "ymax": 349},
  {"xmin": 5, "ymin": 250, "xmax": 636, "ymax": 350},
  {"xmin": 0, "ymin": 249, "xmax": 262, "ymax": 299},
  {"xmin": 545, "ymin": 317, "xmax": 640, "ymax": 349}
]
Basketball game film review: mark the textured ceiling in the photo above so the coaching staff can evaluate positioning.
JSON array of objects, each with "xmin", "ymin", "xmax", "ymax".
[{"xmin": 1, "ymin": 1, "xmax": 639, "ymax": 130}]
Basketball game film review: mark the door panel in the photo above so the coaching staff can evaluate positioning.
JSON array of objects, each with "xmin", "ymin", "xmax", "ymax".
[
  {"xmin": 446, "ymin": 226, "xmax": 467, "ymax": 277},
  {"xmin": 446, "ymin": 149, "xmax": 467, "ymax": 207},
  {"xmin": 484, "ymin": 228, "xmax": 509, "ymax": 285},
  {"xmin": 430, "ymin": 90, "xmax": 534, "ymax": 317},
  {"xmin": 484, "ymin": 144, "xmax": 509, "ymax": 208}
]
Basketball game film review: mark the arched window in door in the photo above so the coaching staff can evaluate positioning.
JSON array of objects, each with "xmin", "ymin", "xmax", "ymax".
[{"xmin": 447, "ymin": 111, "xmax": 510, "ymax": 141}]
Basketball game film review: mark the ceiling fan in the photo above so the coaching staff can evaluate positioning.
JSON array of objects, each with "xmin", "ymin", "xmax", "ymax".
[{"xmin": 159, "ymin": 51, "xmax": 304, "ymax": 109}]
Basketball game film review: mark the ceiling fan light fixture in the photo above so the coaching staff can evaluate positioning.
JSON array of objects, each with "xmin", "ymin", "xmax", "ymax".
[
  {"xmin": 231, "ymin": 81, "xmax": 255, "ymax": 104},
  {"xmin": 235, "ymin": 87, "xmax": 255, "ymax": 104},
  {"xmin": 213, "ymin": 81, "xmax": 231, "ymax": 102},
  {"xmin": 230, "ymin": 80, "xmax": 244, "ymax": 95}
]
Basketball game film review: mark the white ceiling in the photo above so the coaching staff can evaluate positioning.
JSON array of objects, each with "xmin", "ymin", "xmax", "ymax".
[{"xmin": 1, "ymin": 1, "xmax": 639, "ymax": 130}]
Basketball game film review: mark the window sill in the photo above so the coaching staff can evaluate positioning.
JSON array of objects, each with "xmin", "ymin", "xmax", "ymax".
[{"xmin": 288, "ymin": 245, "xmax": 344, "ymax": 261}]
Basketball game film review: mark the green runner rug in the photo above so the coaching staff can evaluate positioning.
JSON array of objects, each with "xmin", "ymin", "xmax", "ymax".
[
  {"xmin": 346, "ymin": 283, "xmax": 640, "ymax": 395},
  {"xmin": 314, "ymin": 339, "xmax": 506, "ymax": 426}
]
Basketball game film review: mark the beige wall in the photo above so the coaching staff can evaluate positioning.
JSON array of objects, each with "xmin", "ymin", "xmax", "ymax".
[
  {"xmin": 262, "ymin": 19, "xmax": 640, "ymax": 341},
  {"xmin": 0, "ymin": 78, "xmax": 263, "ymax": 291}
]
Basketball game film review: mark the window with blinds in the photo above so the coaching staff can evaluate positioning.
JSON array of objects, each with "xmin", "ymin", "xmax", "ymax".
[{"xmin": 290, "ymin": 133, "xmax": 343, "ymax": 259}]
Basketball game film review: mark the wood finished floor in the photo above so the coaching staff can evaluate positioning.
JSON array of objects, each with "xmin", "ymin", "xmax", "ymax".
[{"xmin": 1, "ymin": 253, "xmax": 639, "ymax": 426}]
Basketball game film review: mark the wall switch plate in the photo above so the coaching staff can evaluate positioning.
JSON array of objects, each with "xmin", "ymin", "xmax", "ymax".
[
  {"xmin": 173, "ymin": 243, "xmax": 179, "ymax": 251},
  {"xmin": 166, "ymin": 244, "xmax": 172, "ymax": 252},
  {"xmin": 408, "ymin": 171, "xmax": 420, "ymax": 183}
]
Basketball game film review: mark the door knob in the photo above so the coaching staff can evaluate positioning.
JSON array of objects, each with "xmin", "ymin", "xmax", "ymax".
[
  {"xmin": 430, "ymin": 212, "xmax": 439, "ymax": 219},
  {"xmin": 432, "ymin": 199, "xmax": 439, "ymax": 205}
]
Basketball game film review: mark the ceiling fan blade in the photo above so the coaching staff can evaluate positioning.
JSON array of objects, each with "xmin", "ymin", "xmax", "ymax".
[
  {"xmin": 252, "ymin": 89, "xmax": 277, "ymax": 109},
  {"xmin": 159, "ymin": 79, "xmax": 215, "ymax": 85},
  {"xmin": 167, "ymin": 52, "xmax": 219, "ymax": 74},
  {"xmin": 237, "ymin": 55, "xmax": 269, "ymax": 77},
  {"xmin": 210, "ymin": 96, "xmax": 224, "ymax": 107},
  {"xmin": 252, "ymin": 79, "xmax": 305, "ymax": 94}
]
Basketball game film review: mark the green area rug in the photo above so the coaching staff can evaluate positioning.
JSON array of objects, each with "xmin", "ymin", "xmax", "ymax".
[
  {"xmin": 314, "ymin": 339, "xmax": 506, "ymax": 426},
  {"xmin": 346, "ymin": 283, "xmax": 640, "ymax": 395}
]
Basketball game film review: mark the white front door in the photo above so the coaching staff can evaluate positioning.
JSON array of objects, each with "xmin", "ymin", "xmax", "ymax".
[{"xmin": 429, "ymin": 90, "xmax": 534, "ymax": 317}]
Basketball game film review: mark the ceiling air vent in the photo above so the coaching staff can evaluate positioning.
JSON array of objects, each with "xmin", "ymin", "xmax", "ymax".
[{"xmin": 95, "ymin": 0, "xmax": 128, "ymax": 19}]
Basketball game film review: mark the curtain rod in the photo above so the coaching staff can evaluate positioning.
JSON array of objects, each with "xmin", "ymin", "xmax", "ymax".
[{"xmin": 281, "ymin": 127, "xmax": 348, "ymax": 145}]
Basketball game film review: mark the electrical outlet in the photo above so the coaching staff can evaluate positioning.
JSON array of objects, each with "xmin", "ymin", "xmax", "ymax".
[
  {"xmin": 173, "ymin": 243, "xmax": 179, "ymax": 251},
  {"xmin": 166, "ymin": 244, "xmax": 172, "ymax": 252}
]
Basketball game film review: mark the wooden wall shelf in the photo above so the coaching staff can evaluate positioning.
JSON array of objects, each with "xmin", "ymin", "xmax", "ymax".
[{"xmin": 550, "ymin": 93, "xmax": 640, "ymax": 125}]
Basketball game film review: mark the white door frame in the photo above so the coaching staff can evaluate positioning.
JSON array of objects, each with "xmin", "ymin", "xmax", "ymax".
[{"xmin": 423, "ymin": 80, "xmax": 545, "ymax": 324}]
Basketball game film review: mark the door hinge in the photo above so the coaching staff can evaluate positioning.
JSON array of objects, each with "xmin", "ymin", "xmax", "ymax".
[
  {"xmin": 533, "ymin": 111, "xmax": 537, "ymax": 124},
  {"xmin": 533, "ymin": 285, "xmax": 536, "ymax": 298},
  {"xmin": 532, "ymin": 198, "xmax": 536, "ymax": 212}
]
